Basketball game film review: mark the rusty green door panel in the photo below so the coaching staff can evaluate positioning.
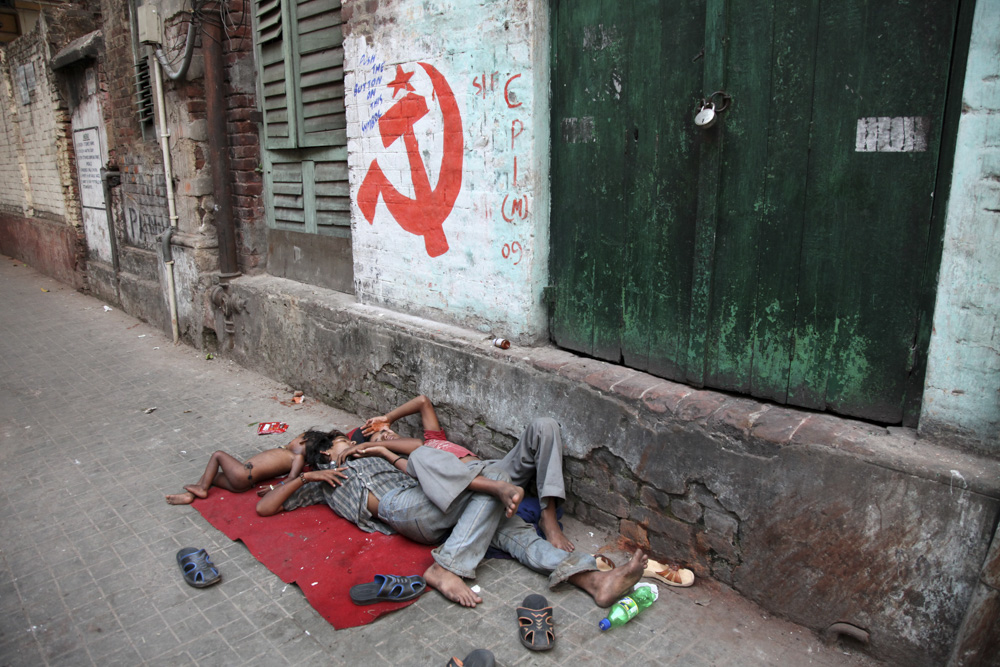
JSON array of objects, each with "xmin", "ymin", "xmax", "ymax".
[{"xmin": 549, "ymin": 0, "xmax": 961, "ymax": 423}]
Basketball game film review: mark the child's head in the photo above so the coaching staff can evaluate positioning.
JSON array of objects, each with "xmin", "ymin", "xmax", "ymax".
[{"xmin": 303, "ymin": 429, "xmax": 346, "ymax": 468}]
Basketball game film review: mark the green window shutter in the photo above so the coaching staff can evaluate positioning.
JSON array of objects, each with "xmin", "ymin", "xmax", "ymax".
[
  {"xmin": 265, "ymin": 150, "xmax": 349, "ymax": 236},
  {"xmin": 314, "ymin": 157, "xmax": 350, "ymax": 233},
  {"xmin": 255, "ymin": 0, "xmax": 296, "ymax": 149},
  {"xmin": 292, "ymin": 0, "xmax": 346, "ymax": 148},
  {"xmin": 267, "ymin": 158, "xmax": 308, "ymax": 232}
]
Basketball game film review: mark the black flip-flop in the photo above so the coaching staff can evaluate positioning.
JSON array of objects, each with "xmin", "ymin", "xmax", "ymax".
[
  {"xmin": 349, "ymin": 574, "xmax": 427, "ymax": 605},
  {"xmin": 446, "ymin": 649, "xmax": 495, "ymax": 667},
  {"xmin": 176, "ymin": 547, "xmax": 221, "ymax": 588},
  {"xmin": 517, "ymin": 593, "xmax": 554, "ymax": 651}
]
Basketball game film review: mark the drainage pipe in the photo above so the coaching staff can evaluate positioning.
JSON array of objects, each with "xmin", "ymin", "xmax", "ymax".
[
  {"xmin": 202, "ymin": 12, "xmax": 239, "ymax": 280},
  {"xmin": 152, "ymin": 58, "xmax": 181, "ymax": 344},
  {"xmin": 99, "ymin": 167, "xmax": 121, "ymax": 284}
]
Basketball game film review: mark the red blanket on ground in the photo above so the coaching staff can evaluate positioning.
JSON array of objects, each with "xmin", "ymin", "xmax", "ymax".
[{"xmin": 192, "ymin": 486, "xmax": 434, "ymax": 629}]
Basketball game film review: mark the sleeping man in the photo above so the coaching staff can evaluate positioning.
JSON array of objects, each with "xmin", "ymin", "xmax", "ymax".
[{"xmin": 256, "ymin": 430, "xmax": 646, "ymax": 608}]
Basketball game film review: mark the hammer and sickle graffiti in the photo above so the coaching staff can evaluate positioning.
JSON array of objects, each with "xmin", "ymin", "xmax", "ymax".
[{"xmin": 357, "ymin": 63, "xmax": 464, "ymax": 258}]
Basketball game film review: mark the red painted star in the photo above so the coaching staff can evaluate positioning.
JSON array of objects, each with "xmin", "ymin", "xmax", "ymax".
[{"xmin": 386, "ymin": 65, "xmax": 416, "ymax": 98}]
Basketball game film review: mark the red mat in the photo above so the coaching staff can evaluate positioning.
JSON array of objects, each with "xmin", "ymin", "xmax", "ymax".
[{"xmin": 192, "ymin": 485, "xmax": 434, "ymax": 629}]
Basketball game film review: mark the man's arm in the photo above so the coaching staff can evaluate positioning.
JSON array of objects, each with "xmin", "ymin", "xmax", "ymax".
[
  {"xmin": 364, "ymin": 394, "xmax": 441, "ymax": 434},
  {"xmin": 256, "ymin": 468, "xmax": 348, "ymax": 516}
]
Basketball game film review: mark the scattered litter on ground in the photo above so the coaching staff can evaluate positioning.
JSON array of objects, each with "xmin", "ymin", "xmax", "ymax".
[
  {"xmin": 694, "ymin": 597, "xmax": 711, "ymax": 606},
  {"xmin": 181, "ymin": 451, "xmax": 187, "ymax": 455},
  {"xmin": 206, "ymin": 353, "xmax": 214, "ymax": 360},
  {"xmin": 138, "ymin": 334, "xmax": 146, "ymax": 338},
  {"xmin": 103, "ymin": 305, "xmax": 112, "ymax": 312},
  {"xmin": 40, "ymin": 288, "xmax": 48, "ymax": 292},
  {"xmin": 258, "ymin": 422, "xmax": 289, "ymax": 435},
  {"xmin": 73, "ymin": 460, "xmax": 81, "ymax": 465},
  {"xmin": 471, "ymin": 585, "xmax": 481, "ymax": 593},
  {"xmin": 144, "ymin": 407, "xmax": 157, "ymax": 414},
  {"xmin": 292, "ymin": 390, "xmax": 305, "ymax": 404}
]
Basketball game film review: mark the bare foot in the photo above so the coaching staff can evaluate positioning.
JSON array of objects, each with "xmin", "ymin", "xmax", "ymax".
[
  {"xmin": 183, "ymin": 484, "xmax": 209, "ymax": 499},
  {"xmin": 423, "ymin": 563, "xmax": 482, "ymax": 608},
  {"xmin": 570, "ymin": 548, "xmax": 648, "ymax": 607},
  {"xmin": 540, "ymin": 513, "xmax": 575, "ymax": 552},
  {"xmin": 496, "ymin": 482, "xmax": 524, "ymax": 518},
  {"xmin": 165, "ymin": 492, "xmax": 196, "ymax": 505}
]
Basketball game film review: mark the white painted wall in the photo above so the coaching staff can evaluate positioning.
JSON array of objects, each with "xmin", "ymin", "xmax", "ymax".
[
  {"xmin": 345, "ymin": 0, "xmax": 549, "ymax": 342},
  {"xmin": 921, "ymin": 0, "xmax": 1000, "ymax": 454}
]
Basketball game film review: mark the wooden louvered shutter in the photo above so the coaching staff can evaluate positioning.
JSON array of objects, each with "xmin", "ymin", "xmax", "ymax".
[
  {"xmin": 265, "ymin": 156, "xmax": 350, "ymax": 235},
  {"xmin": 255, "ymin": 0, "xmax": 296, "ymax": 149},
  {"xmin": 291, "ymin": 0, "xmax": 346, "ymax": 148}
]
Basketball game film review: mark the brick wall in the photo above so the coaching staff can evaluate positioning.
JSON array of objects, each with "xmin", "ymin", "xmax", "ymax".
[
  {"xmin": 1, "ymin": 20, "xmax": 70, "ymax": 221},
  {"xmin": 0, "ymin": 52, "xmax": 28, "ymax": 216}
]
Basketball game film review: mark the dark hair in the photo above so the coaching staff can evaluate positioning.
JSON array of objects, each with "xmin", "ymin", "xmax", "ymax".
[{"xmin": 303, "ymin": 429, "xmax": 344, "ymax": 468}]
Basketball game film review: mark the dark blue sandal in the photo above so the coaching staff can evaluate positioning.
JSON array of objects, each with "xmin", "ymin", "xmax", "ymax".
[
  {"xmin": 177, "ymin": 547, "xmax": 221, "ymax": 588},
  {"xmin": 349, "ymin": 574, "xmax": 426, "ymax": 605},
  {"xmin": 447, "ymin": 649, "xmax": 495, "ymax": 667}
]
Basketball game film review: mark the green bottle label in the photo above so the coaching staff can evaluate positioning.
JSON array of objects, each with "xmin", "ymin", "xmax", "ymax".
[{"xmin": 616, "ymin": 597, "xmax": 639, "ymax": 620}]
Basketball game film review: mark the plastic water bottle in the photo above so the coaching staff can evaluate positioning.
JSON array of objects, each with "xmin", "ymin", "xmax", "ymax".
[{"xmin": 598, "ymin": 583, "xmax": 659, "ymax": 631}]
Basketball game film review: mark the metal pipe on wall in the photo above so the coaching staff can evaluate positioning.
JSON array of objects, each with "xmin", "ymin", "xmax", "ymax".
[{"xmin": 152, "ymin": 58, "xmax": 181, "ymax": 344}]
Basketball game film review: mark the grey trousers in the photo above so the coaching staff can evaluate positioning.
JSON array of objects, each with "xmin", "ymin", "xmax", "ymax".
[{"xmin": 406, "ymin": 417, "xmax": 567, "ymax": 513}]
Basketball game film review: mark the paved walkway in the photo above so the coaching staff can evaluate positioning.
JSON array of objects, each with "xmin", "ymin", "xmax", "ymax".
[{"xmin": 0, "ymin": 255, "xmax": 883, "ymax": 667}]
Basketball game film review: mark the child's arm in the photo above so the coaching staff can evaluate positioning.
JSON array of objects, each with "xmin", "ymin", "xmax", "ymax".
[
  {"xmin": 337, "ymin": 438, "xmax": 423, "ymax": 466},
  {"xmin": 364, "ymin": 394, "xmax": 441, "ymax": 434},
  {"xmin": 287, "ymin": 453, "xmax": 306, "ymax": 480}
]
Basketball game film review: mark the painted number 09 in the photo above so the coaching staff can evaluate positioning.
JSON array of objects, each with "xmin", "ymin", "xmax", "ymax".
[{"xmin": 502, "ymin": 241, "xmax": 523, "ymax": 265}]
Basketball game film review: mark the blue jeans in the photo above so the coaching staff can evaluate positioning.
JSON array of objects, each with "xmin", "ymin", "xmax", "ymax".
[{"xmin": 379, "ymin": 464, "xmax": 596, "ymax": 584}]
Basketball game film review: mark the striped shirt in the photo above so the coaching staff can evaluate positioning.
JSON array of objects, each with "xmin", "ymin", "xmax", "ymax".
[{"xmin": 282, "ymin": 457, "xmax": 418, "ymax": 535}]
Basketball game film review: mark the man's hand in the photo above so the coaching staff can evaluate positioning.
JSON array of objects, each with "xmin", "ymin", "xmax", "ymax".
[
  {"xmin": 362, "ymin": 415, "xmax": 391, "ymax": 436},
  {"xmin": 305, "ymin": 468, "xmax": 349, "ymax": 487}
]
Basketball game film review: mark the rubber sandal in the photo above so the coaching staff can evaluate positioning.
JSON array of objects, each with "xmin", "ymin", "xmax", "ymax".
[
  {"xmin": 643, "ymin": 558, "xmax": 695, "ymax": 587},
  {"xmin": 595, "ymin": 554, "xmax": 615, "ymax": 572},
  {"xmin": 517, "ymin": 593, "xmax": 554, "ymax": 651},
  {"xmin": 446, "ymin": 649, "xmax": 495, "ymax": 667},
  {"xmin": 349, "ymin": 574, "xmax": 427, "ymax": 605},
  {"xmin": 176, "ymin": 547, "xmax": 221, "ymax": 588}
]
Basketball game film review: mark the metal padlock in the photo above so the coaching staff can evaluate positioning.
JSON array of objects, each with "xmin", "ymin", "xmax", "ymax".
[{"xmin": 694, "ymin": 101, "xmax": 717, "ymax": 128}]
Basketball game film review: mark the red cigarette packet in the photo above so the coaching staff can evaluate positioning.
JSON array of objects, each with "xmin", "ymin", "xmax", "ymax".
[{"xmin": 257, "ymin": 421, "xmax": 289, "ymax": 435}]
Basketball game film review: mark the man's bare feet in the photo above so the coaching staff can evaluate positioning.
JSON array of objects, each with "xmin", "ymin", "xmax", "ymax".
[
  {"xmin": 183, "ymin": 484, "xmax": 209, "ymax": 499},
  {"xmin": 424, "ymin": 563, "xmax": 482, "ymax": 608},
  {"xmin": 540, "ymin": 512, "xmax": 575, "ymax": 552},
  {"xmin": 165, "ymin": 492, "xmax": 196, "ymax": 505},
  {"xmin": 570, "ymin": 548, "xmax": 648, "ymax": 607}
]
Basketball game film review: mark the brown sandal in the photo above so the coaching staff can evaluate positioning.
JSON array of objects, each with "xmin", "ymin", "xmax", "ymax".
[{"xmin": 643, "ymin": 558, "xmax": 695, "ymax": 587}]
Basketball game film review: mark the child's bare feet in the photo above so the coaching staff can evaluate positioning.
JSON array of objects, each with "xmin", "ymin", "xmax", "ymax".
[
  {"xmin": 570, "ymin": 548, "xmax": 648, "ymax": 607},
  {"xmin": 183, "ymin": 484, "xmax": 209, "ymax": 499},
  {"xmin": 496, "ymin": 482, "xmax": 523, "ymax": 518},
  {"xmin": 165, "ymin": 492, "xmax": 196, "ymax": 505},
  {"xmin": 424, "ymin": 563, "xmax": 482, "ymax": 608},
  {"xmin": 540, "ymin": 512, "xmax": 575, "ymax": 552}
]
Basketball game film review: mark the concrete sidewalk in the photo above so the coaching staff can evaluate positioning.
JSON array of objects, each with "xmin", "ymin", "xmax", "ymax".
[{"xmin": 0, "ymin": 255, "xmax": 883, "ymax": 667}]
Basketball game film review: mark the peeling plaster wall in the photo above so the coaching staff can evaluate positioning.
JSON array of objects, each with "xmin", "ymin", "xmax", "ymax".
[
  {"xmin": 344, "ymin": 0, "xmax": 550, "ymax": 342},
  {"xmin": 921, "ymin": 0, "xmax": 1000, "ymax": 456}
]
